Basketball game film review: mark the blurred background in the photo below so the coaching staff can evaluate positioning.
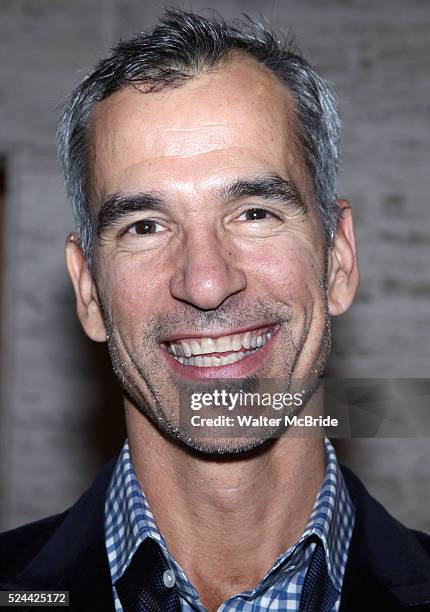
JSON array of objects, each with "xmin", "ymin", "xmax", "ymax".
[{"xmin": 0, "ymin": 0, "xmax": 429, "ymax": 531}]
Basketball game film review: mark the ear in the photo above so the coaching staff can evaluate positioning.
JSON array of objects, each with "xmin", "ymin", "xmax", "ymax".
[
  {"xmin": 65, "ymin": 234, "xmax": 107, "ymax": 342},
  {"xmin": 327, "ymin": 199, "xmax": 360, "ymax": 316}
]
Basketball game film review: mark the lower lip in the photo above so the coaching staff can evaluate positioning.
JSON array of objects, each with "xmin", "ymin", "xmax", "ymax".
[{"xmin": 160, "ymin": 326, "xmax": 280, "ymax": 380}]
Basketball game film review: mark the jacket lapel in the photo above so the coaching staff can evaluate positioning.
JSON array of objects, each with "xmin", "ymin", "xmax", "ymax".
[
  {"xmin": 4, "ymin": 458, "xmax": 430, "ymax": 611},
  {"xmin": 5, "ymin": 461, "xmax": 116, "ymax": 612},
  {"xmin": 340, "ymin": 465, "xmax": 430, "ymax": 610}
]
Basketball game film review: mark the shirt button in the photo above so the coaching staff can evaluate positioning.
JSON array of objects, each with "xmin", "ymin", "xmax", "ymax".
[{"xmin": 163, "ymin": 569, "xmax": 176, "ymax": 588}]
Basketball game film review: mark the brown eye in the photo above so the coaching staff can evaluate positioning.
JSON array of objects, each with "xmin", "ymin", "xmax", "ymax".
[
  {"xmin": 128, "ymin": 220, "xmax": 162, "ymax": 235},
  {"xmin": 241, "ymin": 208, "xmax": 273, "ymax": 221}
]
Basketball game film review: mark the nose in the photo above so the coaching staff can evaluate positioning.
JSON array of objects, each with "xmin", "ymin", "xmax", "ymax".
[{"xmin": 169, "ymin": 229, "xmax": 247, "ymax": 310}]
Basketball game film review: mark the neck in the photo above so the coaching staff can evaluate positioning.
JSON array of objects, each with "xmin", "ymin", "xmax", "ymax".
[{"xmin": 125, "ymin": 403, "xmax": 326, "ymax": 610}]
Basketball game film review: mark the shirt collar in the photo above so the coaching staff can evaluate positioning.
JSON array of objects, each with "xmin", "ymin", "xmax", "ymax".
[
  {"xmin": 105, "ymin": 441, "xmax": 166, "ymax": 584},
  {"xmin": 302, "ymin": 438, "xmax": 355, "ymax": 592},
  {"xmin": 105, "ymin": 437, "xmax": 354, "ymax": 599}
]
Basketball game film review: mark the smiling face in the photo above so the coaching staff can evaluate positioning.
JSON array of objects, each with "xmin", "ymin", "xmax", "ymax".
[{"xmin": 67, "ymin": 54, "xmax": 358, "ymax": 453}]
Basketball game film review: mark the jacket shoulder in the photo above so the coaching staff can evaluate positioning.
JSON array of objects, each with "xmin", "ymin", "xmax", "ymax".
[
  {"xmin": 0, "ymin": 511, "xmax": 67, "ymax": 580},
  {"xmin": 0, "ymin": 458, "xmax": 116, "ymax": 600},
  {"xmin": 340, "ymin": 464, "xmax": 430, "ymax": 610},
  {"xmin": 341, "ymin": 463, "xmax": 430, "ymax": 550},
  {"xmin": 412, "ymin": 528, "xmax": 430, "ymax": 556}
]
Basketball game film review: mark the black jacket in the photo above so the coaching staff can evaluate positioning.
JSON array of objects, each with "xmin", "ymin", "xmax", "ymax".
[{"xmin": 1, "ymin": 462, "xmax": 430, "ymax": 611}]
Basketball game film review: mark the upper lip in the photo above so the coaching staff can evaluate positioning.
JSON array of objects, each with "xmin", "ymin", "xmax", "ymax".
[{"xmin": 159, "ymin": 322, "xmax": 278, "ymax": 343}]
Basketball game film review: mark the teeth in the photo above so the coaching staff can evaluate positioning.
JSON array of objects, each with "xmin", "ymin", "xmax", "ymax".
[
  {"xmin": 215, "ymin": 335, "xmax": 232, "ymax": 353},
  {"xmin": 171, "ymin": 348, "xmax": 259, "ymax": 367},
  {"xmin": 221, "ymin": 353, "xmax": 236, "ymax": 365},
  {"xmin": 242, "ymin": 331, "xmax": 251, "ymax": 349},
  {"xmin": 182, "ymin": 341, "xmax": 192, "ymax": 358},
  {"xmin": 201, "ymin": 337, "xmax": 217, "ymax": 355},
  {"xmin": 166, "ymin": 327, "xmax": 275, "ymax": 361},
  {"xmin": 232, "ymin": 334, "xmax": 242, "ymax": 351},
  {"xmin": 190, "ymin": 339, "xmax": 201, "ymax": 355}
]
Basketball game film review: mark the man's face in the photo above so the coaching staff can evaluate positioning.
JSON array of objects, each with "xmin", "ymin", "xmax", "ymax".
[{"xmin": 76, "ymin": 55, "xmax": 343, "ymax": 453}]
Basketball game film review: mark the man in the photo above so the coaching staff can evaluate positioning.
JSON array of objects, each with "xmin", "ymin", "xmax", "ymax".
[{"xmin": 1, "ymin": 8, "xmax": 429, "ymax": 612}]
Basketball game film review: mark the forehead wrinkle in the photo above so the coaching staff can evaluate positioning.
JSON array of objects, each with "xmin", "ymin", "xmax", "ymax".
[
  {"xmin": 144, "ymin": 124, "xmax": 257, "ymax": 159},
  {"xmin": 90, "ymin": 59, "xmax": 298, "ymax": 155},
  {"xmin": 87, "ymin": 56, "xmax": 313, "ymax": 217},
  {"xmin": 90, "ymin": 145, "xmax": 312, "ymax": 224},
  {"xmin": 162, "ymin": 122, "xmax": 227, "ymax": 132}
]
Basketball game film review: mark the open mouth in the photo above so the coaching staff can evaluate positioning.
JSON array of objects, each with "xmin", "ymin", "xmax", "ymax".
[{"xmin": 161, "ymin": 324, "xmax": 278, "ymax": 368}]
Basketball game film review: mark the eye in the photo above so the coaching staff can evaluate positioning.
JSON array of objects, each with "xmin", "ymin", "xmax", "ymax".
[
  {"xmin": 126, "ymin": 219, "xmax": 164, "ymax": 235},
  {"xmin": 238, "ymin": 208, "xmax": 279, "ymax": 222}
]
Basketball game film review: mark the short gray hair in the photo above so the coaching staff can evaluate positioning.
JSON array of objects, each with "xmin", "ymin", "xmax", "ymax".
[{"xmin": 57, "ymin": 8, "xmax": 341, "ymax": 263}]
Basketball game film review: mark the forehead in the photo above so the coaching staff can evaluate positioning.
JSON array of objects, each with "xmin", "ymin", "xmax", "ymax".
[{"xmin": 89, "ymin": 54, "xmax": 309, "ymax": 206}]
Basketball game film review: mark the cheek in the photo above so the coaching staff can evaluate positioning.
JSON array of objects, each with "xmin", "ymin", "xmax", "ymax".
[
  {"xmin": 239, "ymin": 238, "xmax": 325, "ymax": 304},
  {"xmin": 98, "ymin": 256, "xmax": 171, "ymax": 325}
]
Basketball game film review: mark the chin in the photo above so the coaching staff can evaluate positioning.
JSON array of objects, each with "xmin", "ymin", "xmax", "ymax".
[
  {"xmin": 169, "ymin": 424, "xmax": 282, "ymax": 457},
  {"xmin": 179, "ymin": 436, "xmax": 271, "ymax": 457}
]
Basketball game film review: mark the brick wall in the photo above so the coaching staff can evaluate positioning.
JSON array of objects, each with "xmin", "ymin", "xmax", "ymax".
[{"xmin": 0, "ymin": 0, "xmax": 429, "ymax": 530}]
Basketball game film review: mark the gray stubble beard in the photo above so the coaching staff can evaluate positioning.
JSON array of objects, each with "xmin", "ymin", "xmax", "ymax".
[{"xmin": 101, "ymin": 290, "xmax": 332, "ymax": 457}]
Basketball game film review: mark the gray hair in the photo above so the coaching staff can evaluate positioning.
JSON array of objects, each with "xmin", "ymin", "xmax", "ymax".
[{"xmin": 57, "ymin": 8, "xmax": 341, "ymax": 263}]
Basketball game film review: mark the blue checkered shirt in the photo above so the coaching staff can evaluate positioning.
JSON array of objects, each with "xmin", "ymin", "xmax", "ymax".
[{"xmin": 105, "ymin": 438, "xmax": 355, "ymax": 611}]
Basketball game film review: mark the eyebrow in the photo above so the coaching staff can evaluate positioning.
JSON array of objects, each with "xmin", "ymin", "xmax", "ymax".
[
  {"xmin": 220, "ymin": 173, "xmax": 307, "ymax": 213},
  {"xmin": 97, "ymin": 192, "xmax": 166, "ymax": 237},
  {"xmin": 96, "ymin": 173, "xmax": 307, "ymax": 237}
]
